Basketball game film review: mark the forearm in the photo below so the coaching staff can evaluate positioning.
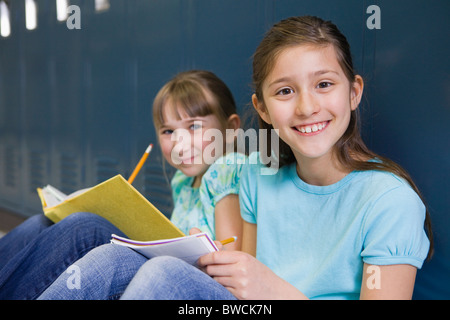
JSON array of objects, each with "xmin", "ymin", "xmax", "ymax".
[
  {"xmin": 256, "ymin": 276, "xmax": 309, "ymax": 300},
  {"xmin": 199, "ymin": 251, "xmax": 309, "ymax": 300}
]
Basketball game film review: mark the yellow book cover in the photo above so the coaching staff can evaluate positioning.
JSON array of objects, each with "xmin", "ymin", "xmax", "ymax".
[{"xmin": 37, "ymin": 175, "xmax": 184, "ymax": 241}]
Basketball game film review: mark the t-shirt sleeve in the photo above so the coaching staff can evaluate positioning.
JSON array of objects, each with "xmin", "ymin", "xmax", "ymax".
[
  {"xmin": 238, "ymin": 153, "xmax": 259, "ymax": 224},
  {"xmin": 361, "ymin": 185, "xmax": 430, "ymax": 269},
  {"xmin": 200, "ymin": 153, "xmax": 247, "ymax": 208}
]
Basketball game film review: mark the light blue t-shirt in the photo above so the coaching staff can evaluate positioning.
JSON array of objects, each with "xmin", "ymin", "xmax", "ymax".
[
  {"xmin": 170, "ymin": 152, "xmax": 247, "ymax": 239},
  {"xmin": 239, "ymin": 153, "xmax": 430, "ymax": 300}
]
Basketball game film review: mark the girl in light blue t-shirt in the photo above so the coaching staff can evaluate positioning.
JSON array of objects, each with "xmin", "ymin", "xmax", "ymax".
[
  {"xmin": 196, "ymin": 16, "xmax": 433, "ymax": 300},
  {"xmin": 114, "ymin": 16, "xmax": 433, "ymax": 301}
]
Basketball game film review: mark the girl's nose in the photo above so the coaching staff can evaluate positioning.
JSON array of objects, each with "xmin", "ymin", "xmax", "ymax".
[{"xmin": 295, "ymin": 91, "xmax": 320, "ymax": 117}]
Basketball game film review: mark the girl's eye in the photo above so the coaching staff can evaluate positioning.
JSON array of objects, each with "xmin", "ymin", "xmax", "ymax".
[
  {"xmin": 161, "ymin": 129, "xmax": 173, "ymax": 135},
  {"xmin": 276, "ymin": 88, "xmax": 294, "ymax": 96},
  {"xmin": 190, "ymin": 123, "xmax": 202, "ymax": 130},
  {"xmin": 317, "ymin": 81, "xmax": 332, "ymax": 89}
]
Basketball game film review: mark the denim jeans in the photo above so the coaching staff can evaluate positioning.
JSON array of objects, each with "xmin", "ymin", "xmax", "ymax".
[
  {"xmin": 121, "ymin": 256, "xmax": 237, "ymax": 300},
  {"xmin": 39, "ymin": 245, "xmax": 236, "ymax": 300},
  {"xmin": 0, "ymin": 212, "xmax": 124, "ymax": 299},
  {"xmin": 38, "ymin": 243, "xmax": 147, "ymax": 300}
]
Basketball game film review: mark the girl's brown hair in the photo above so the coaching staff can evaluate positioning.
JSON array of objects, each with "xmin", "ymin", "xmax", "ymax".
[
  {"xmin": 153, "ymin": 70, "xmax": 237, "ymax": 130},
  {"xmin": 252, "ymin": 16, "xmax": 433, "ymax": 259}
]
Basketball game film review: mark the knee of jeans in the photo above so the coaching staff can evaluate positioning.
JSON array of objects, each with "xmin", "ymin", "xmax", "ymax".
[
  {"xmin": 24, "ymin": 213, "xmax": 53, "ymax": 230},
  {"xmin": 64, "ymin": 212, "xmax": 101, "ymax": 223},
  {"xmin": 70, "ymin": 244, "xmax": 131, "ymax": 276},
  {"xmin": 139, "ymin": 256, "xmax": 188, "ymax": 279},
  {"xmin": 85, "ymin": 243, "xmax": 132, "ymax": 263},
  {"xmin": 151, "ymin": 256, "xmax": 186, "ymax": 268}
]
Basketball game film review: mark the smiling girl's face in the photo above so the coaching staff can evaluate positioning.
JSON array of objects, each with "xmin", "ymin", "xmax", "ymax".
[
  {"xmin": 158, "ymin": 100, "xmax": 226, "ymax": 187},
  {"xmin": 253, "ymin": 44, "xmax": 363, "ymax": 177}
]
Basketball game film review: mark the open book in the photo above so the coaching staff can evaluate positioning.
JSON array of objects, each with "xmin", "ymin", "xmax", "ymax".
[
  {"xmin": 38, "ymin": 185, "xmax": 90, "ymax": 208},
  {"xmin": 110, "ymin": 232, "xmax": 218, "ymax": 265},
  {"xmin": 37, "ymin": 175, "xmax": 184, "ymax": 241}
]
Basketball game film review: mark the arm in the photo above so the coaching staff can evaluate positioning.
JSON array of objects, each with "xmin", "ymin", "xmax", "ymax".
[
  {"xmin": 214, "ymin": 194, "xmax": 242, "ymax": 251},
  {"xmin": 241, "ymin": 221, "xmax": 256, "ymax": 256},
  {"xmin": 360, "ymin": 263, "xmax": 417, "ymax": 300}
]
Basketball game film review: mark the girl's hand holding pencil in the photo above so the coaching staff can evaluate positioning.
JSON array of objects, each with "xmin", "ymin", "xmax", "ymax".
[{"xmin": 189, "ymin": 227, "xmax": 237, "ymax": 251}]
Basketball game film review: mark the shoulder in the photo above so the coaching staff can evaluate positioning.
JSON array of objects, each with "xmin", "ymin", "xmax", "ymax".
[
  {"xmin": 345, "ymin": 170, "xmax": 425, "ymax": 224},
  {"xmin": 352, "ymin": 169, "xmax": 420, "ymax": 203},
  {"xmin": 357, "ymin": 171, "xmax": 427, "ymax": 241},
  {"xmin": 203, "ymin": 152, "xmax": 248, "ymax": 183},
  {"xmin": 239, "ymin": 152, "xmax": 293, "ymax": 223},
  {"xmin": 200, "ymin": 152, "xmax": 248, "ymax": 205}
]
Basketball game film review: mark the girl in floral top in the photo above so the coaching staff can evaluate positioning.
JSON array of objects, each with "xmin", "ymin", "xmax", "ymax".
[
  {"xmin": 153, "ymin": 70, "xmax": 246, "ymax": 245},
  {"xmin": 39, "ymin": 70, "xmax": 246, "ymax": 299}
]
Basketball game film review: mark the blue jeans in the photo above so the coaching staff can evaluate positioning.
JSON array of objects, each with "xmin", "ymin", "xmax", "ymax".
[
  {"xmin": 39, "ymin": 243, "xmax": 236, "ymax": 300},
  {"xmin": 38, "ymin": 243, "xmax": 147, "ymax": 300},
  {"xmin": 121, "ymin": 256, "xmax": 237, "ymax": 300},
  {"xmin": 0, "ymin": 212, "xmax": 125, "ymax": 299}
]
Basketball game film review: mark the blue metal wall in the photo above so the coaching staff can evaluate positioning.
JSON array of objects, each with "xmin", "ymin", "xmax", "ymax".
[{"xmin": 0, "ymin": 0, "xmax": 448, "ymax": 299}]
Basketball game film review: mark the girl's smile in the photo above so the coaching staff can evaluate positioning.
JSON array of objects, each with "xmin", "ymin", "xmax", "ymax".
[
  {"xmin": 292, "ymin": 120, "xmax": 330, "ymax": 135},
  {"xmin": 253, "ymin": 44, "xmax": 363, "ymax": 184}
]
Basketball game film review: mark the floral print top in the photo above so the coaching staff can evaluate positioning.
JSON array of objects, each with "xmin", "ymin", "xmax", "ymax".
[{"xmin": 169, "ymin": 152, "xmax": 247, "ymax": 239}]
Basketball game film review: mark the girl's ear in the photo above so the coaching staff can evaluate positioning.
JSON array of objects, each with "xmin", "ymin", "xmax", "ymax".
[
  {"xmin": 350, "ymin": 75, "xmax": 364, "ymax": 111},
  {"xmin": 224, "ymin": 113, "xmax": 241, "ymax": 148},
  {"xmin": 252, "ymin": 93, "xmax": 272, "ymax": 125},
  {"xmin": 226, "ymin": 114, "xmax": 241, "ymax": 130}
]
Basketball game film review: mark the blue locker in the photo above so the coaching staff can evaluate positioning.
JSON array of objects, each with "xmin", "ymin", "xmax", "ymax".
[{"xmin": 0, "ymin": 0, "xmax": 24, "ymax": 214}]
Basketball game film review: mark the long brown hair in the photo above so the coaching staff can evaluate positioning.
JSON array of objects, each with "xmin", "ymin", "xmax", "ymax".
[{"xmin": 252, "ymin": 16, "xmax": 433, "ymax": 259}]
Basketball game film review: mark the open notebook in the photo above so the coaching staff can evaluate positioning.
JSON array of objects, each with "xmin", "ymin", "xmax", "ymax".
[{"xmin": 110, "ymin": 232, "xmax": 218, "ymax": 265}]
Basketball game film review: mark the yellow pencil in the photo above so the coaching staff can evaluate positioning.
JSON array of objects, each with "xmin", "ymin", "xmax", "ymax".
[
  {"xmin": 128, "ymin": 143, "xmax": 153, "ymax": 184},
  {"xmin": 220, "ymin": 236, "xmax": 237, "ymax": 245}
]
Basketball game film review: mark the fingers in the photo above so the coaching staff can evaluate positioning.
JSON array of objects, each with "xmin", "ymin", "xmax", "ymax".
[
  {"xmin": 214, "ymin": 240, "xmax": 224, "ymax": 251},
  {"xmin": 203, "ymin": 262, "xmax": 234, "ymax": 277},
  {"xmin": 198, "ymin": 251, "xmax": 254, "ymax": 280},
  {"xmin": 198, "ymin": 251, "xmax": 257, "ymax": 300},
  {"xmin": 197, "ymin": 250, "xmax": 239, "ymax": 268},
  {"xmin": 189, "ymin": 227, "xmax": 202, "ymax": 235},
  {"xmin": 197, "ymin": 251, "xmax": 231, "ymax": 275}
]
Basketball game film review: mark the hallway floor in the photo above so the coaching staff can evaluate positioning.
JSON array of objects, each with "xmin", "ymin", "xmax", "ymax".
[{"xmin": 0, "ymin": 209, "xmax": 26, "ymax": 238}]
